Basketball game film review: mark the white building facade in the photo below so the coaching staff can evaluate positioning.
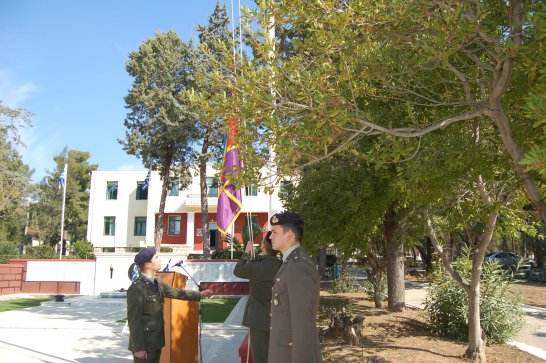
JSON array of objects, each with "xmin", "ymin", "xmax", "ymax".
[{"xmin": 86, "ymin": 169, "xmax": 284, "ymax": 255}]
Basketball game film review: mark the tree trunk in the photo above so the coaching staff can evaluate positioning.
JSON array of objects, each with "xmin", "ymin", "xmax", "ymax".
[
  {"xmin": 490, "ymin": 103, "xmax": 546, "ymax": 224},
  {"xmin": 319, "ymin": 247, "xmax": 327, "ymax": 278},
  {"xmin": 155, "ymin": 156, "xmax": 173, "ymax": 249},
  {"xmin": 465, "ymin": 282, "xmax": 487, "ymax": 363},
  {"xmin": 384, "ymin": 202, "xmax": 406, "ymax": 312},
  {"xmin": 416, "ymin": 237, "xmax": 434, "ymax": 273},
  {"xmin": 200, "ymin": 135, "xmax": 211, "ymax": 259},
  {"xmin": 427, "ymin": 207, "xmax": 498, "ymax": 363},
  {"xmin": 367, "ymin": 250, "xmax": 386, "ymax": 308}
]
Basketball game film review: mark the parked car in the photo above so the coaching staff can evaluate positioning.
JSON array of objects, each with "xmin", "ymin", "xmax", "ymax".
[
  {"xmin": 485, "ymin": 252, "xmax": 537, "ymax": 272},
  {"xmin": 485, "ymin": 252, "xmax": 521, "ymax": 272}
]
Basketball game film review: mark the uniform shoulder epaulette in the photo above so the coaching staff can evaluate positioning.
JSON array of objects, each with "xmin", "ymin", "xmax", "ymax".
[{"xmin": 292, "ymin": 250, "xmax": 314, "ymax": 265}]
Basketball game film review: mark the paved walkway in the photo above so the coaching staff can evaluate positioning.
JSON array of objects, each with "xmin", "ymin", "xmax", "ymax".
[
  {"xmin": 0, "ymin": 284, "xmax": 544, "ymax": 362},
  {"xmin": 0, "ymin": 294, "xmax": 248, "ymax": 363}
]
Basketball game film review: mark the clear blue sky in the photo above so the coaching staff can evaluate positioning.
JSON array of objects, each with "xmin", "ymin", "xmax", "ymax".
[{"xmin": 0, "ymin": 0, "xmax": 252, "ymax": 182}]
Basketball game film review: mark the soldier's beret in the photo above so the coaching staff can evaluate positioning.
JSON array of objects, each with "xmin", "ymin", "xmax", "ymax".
[
  {"xmin": 270, "ymin": 212, "xmax": 304, "ymax": 226},
  {"xmin": 264, "ymin": 231, "xmax": 273, "ymax": 246},
  {"xmin": 134, "ymin": 247, "xmax": 156, "ymax": 264}
]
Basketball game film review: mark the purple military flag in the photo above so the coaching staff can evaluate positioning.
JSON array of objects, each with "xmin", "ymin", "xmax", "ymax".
[{"xmin": 217, "ymin": 118, "xmax": 243, "ymax": 235}]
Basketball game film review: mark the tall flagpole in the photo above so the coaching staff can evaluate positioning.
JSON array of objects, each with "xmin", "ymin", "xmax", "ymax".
[
  {"xmin": 266, "ymin": 2, "xmax": 276, "ymax": 228},
  {"xmin": 59, "ymin": 164, "xmax": 67, "ymax": 260}
]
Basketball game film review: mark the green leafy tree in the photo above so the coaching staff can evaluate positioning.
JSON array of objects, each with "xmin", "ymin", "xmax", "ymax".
[
  {"xmin": 0, "ymin": 102, "xmax": 34, "ymax": 242},
  {"xmin": 198, "ymin": 3, "xmax": 543, "ymax": 360},
  {"xmin": 27, "ymin": 149, "xmax": 97, "ymax": 247},
  {"xmin": 0, "ymin": 241, "xmax": 19, "ymax": 263},
  {"xmin": 281, "ymin": 152, "xmax": 413, "ymax": 310},
  {"xmin": 520, "ymin": 5, "xmax": 546, "ymax": 180},
  {"xmin": 72, "ymin": 240, "xmax": 94, "ymax": 259},
  {"xmin": 207, "ymin": 0, "xmax": 546, "ymax": 224},
  {"xmin": 426, "ymin": 250, "xmax": 524, "ymax": 344},
  {"xmin": 193, "ymin": 2, "xmax": 237, "ymax": 258},
  {"xmin": 122, "ymin": 31, "xmax": 199, "ymax": 249}
]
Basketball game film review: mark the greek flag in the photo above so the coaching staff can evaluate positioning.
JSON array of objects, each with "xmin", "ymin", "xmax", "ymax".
[
  {"xmin": 58, "ymin": 165, "xmax": 66, "ymax": 189},
  {"xmin": 142, "ymin": 170, "xmax": 151, "ymax": 190}
]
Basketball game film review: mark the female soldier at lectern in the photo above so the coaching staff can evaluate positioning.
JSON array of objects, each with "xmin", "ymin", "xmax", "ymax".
[{"xmin": 126, "ymin": 247, "xmax": 213, "ymax": 363}]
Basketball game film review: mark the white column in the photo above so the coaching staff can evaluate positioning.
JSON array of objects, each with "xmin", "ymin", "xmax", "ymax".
[{"xmin": 186, "ymin": 212, "xmax": 195, "ymax": 246}]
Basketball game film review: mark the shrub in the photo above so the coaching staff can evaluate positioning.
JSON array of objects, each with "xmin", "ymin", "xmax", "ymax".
[
  {"xmin": 25, "ymin": 245, "xmax": 57, "ymax": 259},
  {"xmin": 329, "ymin": 272, "xmax": 361, "ymax": 293},
  {"xmin": 160, "ymin": 246, "xmax": 173, "ymax": 253},
  {"xmin": 211, "ymin": 244, "xmax": 245, "ymax": 259},
  {"xmin": 425, "ymin": 252, "xmax": 524, "ymax": 344},
  {"xmin": 72, "ymin": 240, "xmax": 95, "ymax": 259},
  {"xmin": 0, "ymin": 242, "xmax": 19, "ymax": 263}
]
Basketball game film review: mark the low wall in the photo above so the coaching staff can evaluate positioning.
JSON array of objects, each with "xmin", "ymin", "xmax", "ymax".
[
  {"xmin": 0, "ymin": 263, "xmax": 81, "ymax": 295},
  {"xmin": 200, "ymin": 282, "xmax": 249, "ymax": 295},
  {"xmin": 21, "ymin": 281, "xmax": 80, "ymax": 294},
  {"xmin": 2, "ymin": 257, "xmax": 250, "ymax": 296},
  {"xmin": 10, "ymin": 259, "xmax": 94, "ymax": 295},
  {"xmin": 0, "ymin": 264, "xmax": 23, "ymax": 295}
]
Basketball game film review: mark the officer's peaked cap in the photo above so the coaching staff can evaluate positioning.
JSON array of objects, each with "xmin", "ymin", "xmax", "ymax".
[{"xmin": 270, "ymin": 212, "xmax": 304, "ymax": 226}]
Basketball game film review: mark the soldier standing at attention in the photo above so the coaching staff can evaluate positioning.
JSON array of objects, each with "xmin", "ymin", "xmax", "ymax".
[
  {"xmin": 127, "ymin": 247, "xmax": 213, "ymax": 363},
  {"xmin": 234, "ymin": 231, "xmax": 282, "ymax": 362},
  {"xmin": 268, "ymin": 212, "xmax": 323, "ymax": 363}
]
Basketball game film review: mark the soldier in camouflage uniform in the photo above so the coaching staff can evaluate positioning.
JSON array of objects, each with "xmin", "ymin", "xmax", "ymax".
[
  {"xmin": 234, "ymin": 231, "xmax": 282, "ymax": 363},
  {"xmin": 127, "ymin": 247, "xmax": 213, "ymax": 363}
]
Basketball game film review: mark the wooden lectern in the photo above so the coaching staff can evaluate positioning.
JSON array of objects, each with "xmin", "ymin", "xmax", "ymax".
[{"xmin": 158, "ymin": 272, "xmax": 199, "ymax": 363}]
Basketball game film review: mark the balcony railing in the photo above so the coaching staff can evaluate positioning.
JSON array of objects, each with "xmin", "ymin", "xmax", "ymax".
[{"xmin": 186, "ymin": 194, "xmax": 218, "ymax": 207}]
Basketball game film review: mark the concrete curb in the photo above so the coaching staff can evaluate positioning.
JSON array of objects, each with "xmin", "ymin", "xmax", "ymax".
[{"xmin": 508, "ymin": 341, "xmax": 546, "ymax": 360}]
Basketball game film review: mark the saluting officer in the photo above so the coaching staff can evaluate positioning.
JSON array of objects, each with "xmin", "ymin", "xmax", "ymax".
[
  {"xmin": 268, "ymin": 212, "xmax": 323, "ymax": 363},
  {"xmin": 126, "ymin": 247, "xmax": 213, "ymax": 363},
  {"xmin": 234, "ymin": 231, "xmax": 282, "ymax": 363}
]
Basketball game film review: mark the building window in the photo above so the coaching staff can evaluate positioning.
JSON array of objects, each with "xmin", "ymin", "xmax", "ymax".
[
  {"xmin": 104, "ymin": 216, "xmax": 116, "ymax": 236},
  {"xmin": 134, "ymin": 217, "xmax": 146, "ymax": 236},
  {"xmin": 168, "ymin": 179, "xmax": 179, "ymax": 196},
  {"xmin": 168, "ymin": 215, "xmax": 181, "ymax": 235},
  {"xmin": 207, "ymin": 177, "xmax": 218, "ymax": 197},
  {"xmin": 136, "ymin": 182, "xmax": 148, "ymax": 200},
  {"xmin": 245, "ymin": 184, "xmax": 257, "ymax": 196},
  {"xmin": 106, "ymin": 182, "xmax": 118, "ymax": 200}
]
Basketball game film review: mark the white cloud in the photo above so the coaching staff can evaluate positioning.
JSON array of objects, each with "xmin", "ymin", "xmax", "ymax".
[
  {"xmin": 0, "ymin": 69, "xmax": 38, "ymax": 107},
  {"xmin": 18, "ymin": 125, "xmax": 60, "ymax": 182}
]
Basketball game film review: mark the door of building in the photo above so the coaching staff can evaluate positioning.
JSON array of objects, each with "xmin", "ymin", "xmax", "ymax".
[{"xmin": 209, "ymin": 222, "xmax": 218, "ymax": 249}]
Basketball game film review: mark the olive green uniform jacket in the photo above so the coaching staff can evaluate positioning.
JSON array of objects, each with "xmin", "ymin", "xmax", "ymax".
[
  {"xmin": 126, "ymin": 273, "xmax": 202, "ymax": 355},
  {"xmin": 233, "ymin": 252, "xmax": 282, "ymax": 331},
  {"xmin": 268, "ymin": 247, "xmax": 322, "ymax": 363}
]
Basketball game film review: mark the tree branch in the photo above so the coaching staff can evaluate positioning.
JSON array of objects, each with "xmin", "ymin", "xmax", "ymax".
[{"xmin": 426, "ymin": 217, "xmax": 471, "ymax": 292}]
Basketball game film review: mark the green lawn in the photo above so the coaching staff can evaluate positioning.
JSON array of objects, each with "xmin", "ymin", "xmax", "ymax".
[
  {"xmin": 200, "ymin": 297, "xmax": 240, "ymax": 323},
  {"xmin": 0, "ymin": 297, "xmax": 239, "ymax": 323},
  {"xmin": 0, "ymin": 298, "xmax": 52, "ymax": 312}
]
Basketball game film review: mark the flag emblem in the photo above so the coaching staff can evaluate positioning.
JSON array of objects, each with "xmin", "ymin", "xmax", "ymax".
[
  {"xmin": 58, "ymin": 166, "xmax": 66, "ymax": 189},
  {"xmin": 142, "ymin": 170, "xmax": 151, "ymax": 190}
]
